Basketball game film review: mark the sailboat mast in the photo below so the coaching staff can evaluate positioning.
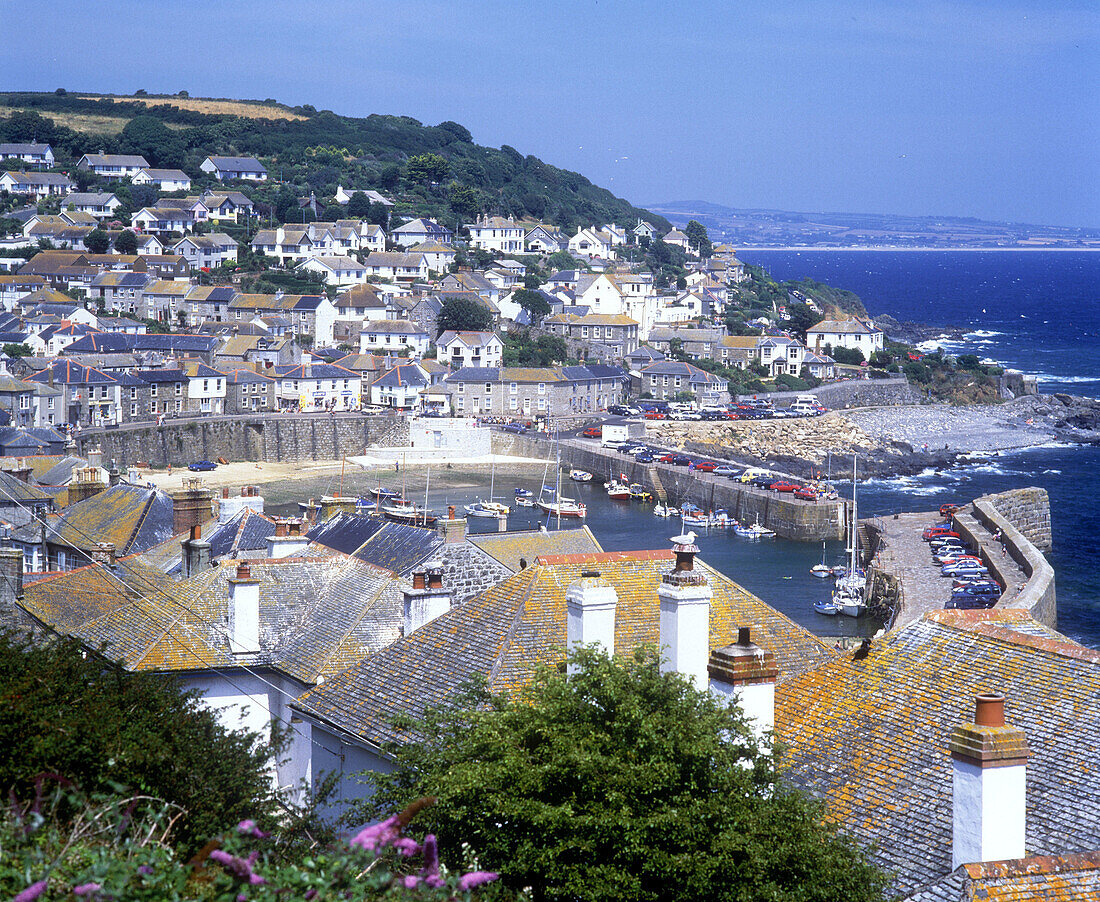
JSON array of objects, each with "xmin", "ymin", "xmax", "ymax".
[
  {"xmin": 850, "ymin": 453, "xmax": 858, "ymax": 573},
  {"xmin": 555, "ymin": 440, "xmax": 562, "ymax": 530},
  {"xmin": 424, "ymin": 466, "xmax": 430, "ymax": 525}
]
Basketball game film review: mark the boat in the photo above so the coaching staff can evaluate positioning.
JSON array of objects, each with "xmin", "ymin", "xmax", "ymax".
[
  {"xmin": 536, "ymin": 495, "xmax": 587, "ymax": 518},
  {"xmin": 681, "ymin": 510, "xmax": 712, "ymax": 528},
  {"xmin": 836, "ymin": 453, "xmax": 866, "ymax": 617},
  {"xmin": 606, "ymin": 479, "xmax": 632, "ymax": 500},
  {"xmin": 515, "ymin": 496, "xmax": 535, "ymax": 507},
  {"xmin": 514, "ymin": 488, "xmax": 533, "ymax": 498},
  {"xmin": 813, "ymin": 598, "xmax": 840, "ymax": 615},
  {"xmin": 465, "ymin": 500, "xmax": 509, "ymax": 518},
  {"xmin": 653, "ymin": 503, "xmax": 673, "ymax": 518},
  {"xmin": 711, "ymin": 509, "xmax": 731, "ymax": 528},
  {"xmin": 569, "ymin": 469, "xmax": 593, "ymax": 482},
  {"xmin": 370, "ymin": 486, "xmax": 403, "ymax": 501},
  {"xmin": 628, "ymin": 483, "xmax": 653, "ymax": 502},
  {"xmin": 811, "ymin": 542, "xmax": 832, "ymax": 578},
  {"xmin": 381, "ymin": 498, "xmax": 437, "ymax": 527},
  {"xmin": 733, "ymin": 515, "xmax": 776, "ymax": 539},
  {"xmin": 834, "ymin": 586, "xmax": 866, "ymax": 618}
]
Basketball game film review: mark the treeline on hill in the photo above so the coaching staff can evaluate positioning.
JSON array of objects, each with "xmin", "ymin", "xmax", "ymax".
[{"xmin": 0, "ymin": 91, "xmax": 669, "ymax": 232}]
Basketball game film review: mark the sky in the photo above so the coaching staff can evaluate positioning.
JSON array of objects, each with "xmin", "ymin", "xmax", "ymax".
[{"xmin": 2, "ymin": 0, "xmax": 1097, "ymax": 227}]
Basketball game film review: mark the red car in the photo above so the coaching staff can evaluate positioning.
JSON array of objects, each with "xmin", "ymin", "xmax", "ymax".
[
  {"xmin": 771, "ymin": 481, "xmax": 801, "ymax": 493},
  {"xmin": 939, "ymin": 503, "xmax": 960, "ymax": 518},
  {"xmin": 659, "ymin": 453, "xmax": 677, "ymax": 463},
  {"xmin": 923, "ymin": 526, "xmax": 960, "ymax": 542},
  {"xmin": 691, "ymin": 460, "xmax": 718, "ymax": 472},
  {"xmin": 794, "ymin": 486, "xmax": 819, "ymax": 501},
  {"xmin": 644, "ymin": 411, "xmax": 665, "ymax": 420},
  {"xmin": 581, "ymin": 426, "xmax": 602, "ymax": 438}
]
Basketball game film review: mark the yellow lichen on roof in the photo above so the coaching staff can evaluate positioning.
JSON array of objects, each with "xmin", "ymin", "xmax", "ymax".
[{"xmin": 469, "ymin": 525, "xmax": 602, "ymax": 573}]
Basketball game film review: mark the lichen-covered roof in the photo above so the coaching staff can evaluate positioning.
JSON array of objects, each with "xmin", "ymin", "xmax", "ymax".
[
  {"xmin": 50, "ymin": 483, "xmax": 175, "ymax": 554},
  {"xmin": 469, "ymin": 525, "xmax": 602, "ymax": 573},
  {"xmin": 206, "ymin": 508, "xmax": 277, "ymax": 560},
  {"xmin": 907, "ymin": 852, "xmax": 1100, "ymax": 902},
  {"xmin": 775, "ymin": 609, "xmax": 1100, "ymax": 899},
  {"xmin": 294, "ymin": 549, "xmax": 832, "ymax": 748}
]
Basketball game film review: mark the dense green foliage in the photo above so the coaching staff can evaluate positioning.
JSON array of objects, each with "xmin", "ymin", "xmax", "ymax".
[
  {"xmin": 437, "ymin": 297, "xmax": 494, "ymax": 336},
  {"xmin": 353, "ymin": 648, "xmax": 888, "ymax": 902},
  {"xmin": 511, "ymin": 288, "xmax": 551, "ymax": 324},
  {"xmin": 0, "ymin": 93, "xmax": 668, "ymax": 232},
  {"xmin": 502, "ymin": 331, "xmax": 568, "ymax": 366},
  {"xmin": 0, "ymin": 634, "xmax": 279, "ymax": 854}
]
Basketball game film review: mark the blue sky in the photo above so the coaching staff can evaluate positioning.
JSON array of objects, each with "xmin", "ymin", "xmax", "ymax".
[{"xmin": 3, "ymin": 0, "xmax": 1097, "ymax": 227}]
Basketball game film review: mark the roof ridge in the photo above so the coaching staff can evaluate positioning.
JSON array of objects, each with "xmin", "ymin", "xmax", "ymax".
[
  {"xmin": 486, "ymin": 567, "xmax": 540, "ymax": 688},
  {"xmin": 926, "ymin": 610, "xmax": 1100, "ymax": 663}
]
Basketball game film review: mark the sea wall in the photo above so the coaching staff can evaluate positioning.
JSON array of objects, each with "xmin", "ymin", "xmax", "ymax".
[
  {"xmin": 739, "ymin": 376, "xmax": 916, "ymax": 409},
  {"xmin": 962, "ymin": 490, "xmax": 1056, "ymax": 628},
  {"xmin": 75, "ymin": 413, "xmax": 405, "ymax": 467},
  {"xmin": 491, "ymin": 430, "xmax": 847, "ymax": 541}
]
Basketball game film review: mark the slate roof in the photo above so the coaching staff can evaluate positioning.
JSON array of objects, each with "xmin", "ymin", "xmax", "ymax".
[
  {"xmin": 63, "ymin": 333, "xmax": 219, "ymax": 355},
  {"xmin": 204, "ymin": 156, "xmax": 267, "ymax": 174},
  {"xmin": 775, "ymin": 609, "xmax": 1100, "ymax": 899},
  {"xmin": 50, "ymin": 483, "xmax": 175, "ymax": 555},
  {"xmin": 468, "ymin": 525, "xmax": 602, "ymax": 573},
  {"xmin": 26, "ymin": 360, "xmax": 117, "ymax": 386},
  {"xmin": 307, "ymin": 512, "xmax": 386, "ymax": 556},
  {"xmin": 374, "ymin": 364, "xmax": 428, "ymax": 389},
  {"xmin": 80, "ymin": 154, "xmax": 149, "ymax": 167},
  {"xmin": 908, "ymin": 852, "xmax": 1100, "ymax": 902},
  {"xmin": 294, "ymin": 549, "xmax": 833, "ymax": 748},
  {"xmin": 205, "ymin": 508, "xmax": 277, "ymax": 560},
  {"xmin": 0, "ymin": 468, "xmax": 55, "ymax": 505},
  {"xmin": 351, "ymin": 520, "xmax": 442, "ymax": 574}
]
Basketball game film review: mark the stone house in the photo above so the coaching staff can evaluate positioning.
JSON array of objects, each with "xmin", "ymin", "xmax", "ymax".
[
  {"xmin": 221, "ymin": 366, "xmax": 276, "ymax": 414},
  {"xmin": 638, "ymin": 360, "xmax": 729, "ymax": 405},
  {"xmin": 542, "ymin": 312, "xmax": 640, "ymax": 360},
  {"xmin": 445, "ymin": 365, "xmax": 626, "ymax": 419}
]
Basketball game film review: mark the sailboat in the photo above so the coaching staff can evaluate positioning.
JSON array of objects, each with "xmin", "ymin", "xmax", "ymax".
[
  {"xmin": 465, "ymin": 459, "xmax": 509, "ymax": 518},
  {"xmin": 382, "ymin": 455, "xmax": 437, "ymax": 526},
  {"xmin": 606, "ymin": 468, "xmax": 631, "ymax": 499},
  {"xmin": 835, "ymin": 453, "xmax": 866, "ymax": 617},
  {"xmin": 811, "ymin": 542, "xmax": 832, "ymax": 578},
  {"xmin": 536, "ymin": 443, "xmax": 586, "ymax": 520},
  {"xmin": 733, "ymin": 514, "xmax": 775, "ymax": 539}
]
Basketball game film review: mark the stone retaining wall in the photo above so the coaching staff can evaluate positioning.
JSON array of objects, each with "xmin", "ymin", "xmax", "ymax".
[
  {"xmin": 491, "ymin": 430, "xmax": 847, "ymax": 541},
  {"xmin": 76, "ymin": 413, "xmax": 404, "ymax": 467},
  {"xmin": 739, "ymin": 377, "xmax": 916, "ymax": 409},
  {"xmin": 976, "ymin": 487, "xmax": 1052, "ymax": 552}
]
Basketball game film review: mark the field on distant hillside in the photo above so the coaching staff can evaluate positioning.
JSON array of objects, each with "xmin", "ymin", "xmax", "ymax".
[
  {"xmin": 0, "ymin": 106, "xmax": 130, "ymax": 135},
  {"xmin": 89, "ymin": 95, "xmax": 305, "ymax": 121}
]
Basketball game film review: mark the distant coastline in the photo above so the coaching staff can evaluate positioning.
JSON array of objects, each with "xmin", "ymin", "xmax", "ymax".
[{"xmin": 738, "ymin": 246, "xmax": 1100, "ymax": 252}]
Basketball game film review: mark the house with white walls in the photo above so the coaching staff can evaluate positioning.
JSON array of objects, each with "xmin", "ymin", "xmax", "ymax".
[
  {"xmin": 77, "ymin": 153, "xmax": 149, "ymax": 180},
  {"xmin": 436, "ymin": 330, "xmax": 503, "ymax": 369},
  {"xmin": 200, "ymin": 156, "xmax": 268, "ymax": 181},
  {"xmin": 132, "ymin": 168, "xmax": 192, "ymax": 191},
  {"xmin": 466, "ymin": 215, "xmax": 524, "ymax": 253}
]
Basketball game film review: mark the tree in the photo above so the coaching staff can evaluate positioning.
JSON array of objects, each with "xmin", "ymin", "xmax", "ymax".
[
  {"xmin": 120, "ymin": 115, "xmax": 186, "ymax": 168},
  {"xmin": 447, "ymin": 181, "xmax": 483, "ymax": 222},
  {"xmin": 84, "ymin": 228, "xmax": 111, "ymax": 254},
  {"xmin": 405, "ymin": 152, "xmax": 449, "ymax": 186},
  {"xmin": 3, "ymin": 343, "xmax": 31, "ymax": 357},
  {"xmin": 512, "ymin": 288, "xmax": 551, "ymax": 324},
  {"xmin": 356, "ymin": 647, "xmax": 887, "ymax": 902},
  {"xmin": 831, "ymin": 346, "xmax": 865, "ymax": 366},
  {"xmin": 684, "ymin": 219, "xmax": 711, "ymax": 258},
  {"xmin": 786, "ymin": 302, "xmax": 822, "ymax": 342},
  {"xmin": 0, "ymin": 634, "xmax": 279, "ymax": 854},
  {"xmin": 113, "ymin": 229, "xmax": 138, "ymax": 255},
  {"xmin": 345, "ymin": 190, "xmax": 371, "ymax": 217},
  {"xmin": 437, "ymin": 296, "xmax": 493, "ymax": 335}
]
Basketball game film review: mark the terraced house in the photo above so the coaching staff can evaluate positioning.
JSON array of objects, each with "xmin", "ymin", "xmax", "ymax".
[
  {"xmin": 544, "ymin": 312, "xmax": 640, "ymax": 359},
  {"xmin": 228, "ymin": 292, "xmax": 336, "ymax": 345},
  {"xmin": 445, "ymin": 364, "xmax": 626, "ymax": 418}
]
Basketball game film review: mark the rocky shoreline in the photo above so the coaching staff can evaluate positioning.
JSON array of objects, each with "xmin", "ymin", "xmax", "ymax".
[{"xmin": 655, "ymin": 393, "xmax": 1100, "ymax": 481}]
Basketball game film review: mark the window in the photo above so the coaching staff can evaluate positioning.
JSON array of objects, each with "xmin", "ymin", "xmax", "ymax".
[
  {"xmin": 175, "ymin": 383, "xmax": 182, "ymax": 396},
  {"xmin": 509, "ymin": 397, "xmax": 518, "ymax": 410},
  {"xmin": 100, "ymin": 386, "xmax": 109, "ymax": 399},
  {"xmin": 175, "ymin": 399, "xmax": 182, "ymax": 412},
  {"xmin": 485, "ymin": 382, "xmax": 492, "ymax": 394},
  {"xmin": 130, "ymin": 403, "xmax": 137, "ymax": 417},
  {"xmin": 47, "ymin": 397, "xmax": 54, "ymax": 410},
  {"xmin": 129, "ymin": 387, "xmax": 137, "ymax": 400},
  {"xmin": 537, "ymin": 397, "xmax": 547, "ymax": 411},
  {"xmin": 509, "ymin": 382, "xmax": 517, "ymax": 394},
  {"xmin": 538, "ymin": 382, "xmax": 546, "ymax": 395}
]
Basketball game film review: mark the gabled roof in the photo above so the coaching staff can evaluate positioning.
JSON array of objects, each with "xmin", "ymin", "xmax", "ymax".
[
  {"xmin": 374, "ymin": 364, "xmax": 429, "ymax": 389},
  {"xmin": 79, "ymin": 154, "xmax": 149, "ymax": 167},
  {"xmin": 50, "ymin": 483, "xmax": 175, "ymax": 555},
  {"xmin": 203, "ymin": 155, "xmax": 267, "ymax": 173},
  {"xmin": 63, "ymin": 333, "xmax": 218, "ymax": 355},
  {"xmin": 777, "ymin": 609, "xmax": 1100, "ymax": 899},
  {"xmin": 205, "ymin": 508, "xmax": 278, "ymax": 560},
  {"xmin": 294, "ymin": 549, "xmax": 833, "ymax": 748}
]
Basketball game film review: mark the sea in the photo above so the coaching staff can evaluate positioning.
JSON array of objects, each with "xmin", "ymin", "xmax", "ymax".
[{"xmin": 738, "ymin": 250, "xmax": 1100, "ymax": 646}]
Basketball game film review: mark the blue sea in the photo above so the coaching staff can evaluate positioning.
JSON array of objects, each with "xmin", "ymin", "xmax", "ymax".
[{"xmin": 740, "ymin": 250, "xmax": 1100, "ymax": 646}]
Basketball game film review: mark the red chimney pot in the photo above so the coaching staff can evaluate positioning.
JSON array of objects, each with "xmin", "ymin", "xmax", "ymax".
[{"xmin": 974, "ymin": 693, "xmax": 1005, "ymax": 728}]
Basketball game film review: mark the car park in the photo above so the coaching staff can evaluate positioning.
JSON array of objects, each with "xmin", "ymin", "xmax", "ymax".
[{"xmin": 188, "ymin": 459, "xmax": 217, "ymax": 471}]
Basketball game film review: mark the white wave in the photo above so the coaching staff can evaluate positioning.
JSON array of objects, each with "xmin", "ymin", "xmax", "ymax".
[
  {"xmin": 964, "ymin": 329, "xmax": 1005, "ymax": 338},
  {"xmin": 1031, "ymin": 374, "xmax": 1100, "ymax": 384},
  {"xmin": 1042, "ymin": 469, "xmax": 1062, "ymax": 475}
]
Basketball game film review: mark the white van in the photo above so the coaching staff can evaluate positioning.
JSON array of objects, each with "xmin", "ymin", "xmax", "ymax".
[{"xmin": 790, "ymin": 395, "xmax": 823, "ymax": 415}]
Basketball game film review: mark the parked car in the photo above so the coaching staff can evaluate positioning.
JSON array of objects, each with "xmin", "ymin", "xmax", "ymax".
[
  {"xmin": 945, "ymin": 594, "xmax": 998, "ymax": 610},
  {"xmin": 188, "ymin": 460, "xmax": 217, "ymax": 472},
  {"xmin": 635, "ymin": 453, "xmax": 655, "ymax": 463},
  {"xmin": 794, "ymin": 486, "xmax": 820, "ymax": 501},
  {"xmin": 669, "ymin": 455, "xmax": 692, "ymax": 466},
  {"xmin": 625, "ymin": 445, "xmax": 651, "ymax": 456},
  {"xmin": 750, "ymin": 475, "xmax": 777, "ymax": 489},
  {"xmin": 607, "ymin": 405, "xmax": 632, "ymax": 416},
  {"xmin": 770, "ymin": 481, "xmax": 801, "ymax": 493},
  {"xmin": 941, "ymin": 561, "xmax": 989, "ymax": 577},
  {"xmin": 581, "ymin": 426, "xmax": 602, "ymax": 438},
  {"xmin": 713, "ymin": 466, "xmax": 739, "ymax": 477},
  {"xmin": 644, "ymin": 410, "xmax": 665, "ymax": 420},
  {"xmin": 690, "ymin": 460, "xmax": 718, "ymax": 472},
  {"xmin": 922, "ymin": 525, "xmax": 959, "ymax": 541},
  {"xmin": 501, "ymin": 422, "xmax": 527, "ymax": 434}
]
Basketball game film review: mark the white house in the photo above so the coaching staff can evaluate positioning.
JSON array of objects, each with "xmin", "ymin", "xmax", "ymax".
[
  {"xmin": 132, "ymin": 168, "xmax": 192, "ymax": 192},
  {"xmin": 390, "ymin": 218, "xmax": 452, "ymax": 248},
  {"xmin": 273, "ymin": 359, "xmax": 361, "ymax": 411},
  {"xmin": 436, "ymin": 330, "xmax": 504, "ymax": 369},
  {"xmin": 183, "ymin": 362, "xmax": 227, "ymax": 415},
  {"xmin": 406, "ymin": 241, "xmax": 456, "ymax": 273},
  {"xmin": 77, "ymin": 154, "xmax": 149, "ymax": 180},
  {"xmin": 131, "ymin": 206, "xmax": 194, "ymax": 235},
  {"xmin": 298, "ymin": 255, "xmax": 370, "ymax": 287},
  {"xmin": 805, "ymin": 317, "xmax": 885, "ymax": 359},
  {"xmin": 466, "ymin": 215, "xmax": 524, "ymax": 253},
  {"xmin": 568, "ymin": 227, "xmax": 617, "ymax": 260},
  {"xmin": 61, "ymin": 192, "xmax": 121, "ymax": 218},
  {"xmin": 361, "ymin": 252, "xmax": 429, "ymax": 282},
  {"xmin": 200, "ymin": 190, "xmax": 254, "ymax": 223},
  {"xmin": 334, "ymin": 186, "xmax": 393, "ymax": 207},
  {"xmin": 358, "ymin": 319, "xmax": 431, "ymax": 357},
  {"xmin": 0, "ymin": 171, "xmax": 73, "ymax": 198},
  {"xmin": 633, "ymin": 220, "xmax": 658, "ymax": 241},
  {"xmin": 756, "ymin": 335, "xmax": 806, "ymax": 378},
  {"xmin": 662, "ymin": 228, "xmax": 691, "ymax": 251},
  {"xmin": 524, "ymin": 224, "xmax": 566, "ymax": 253},
  {"xmin": 200, "ymin": 156, "xmax": 268, "ymax": 181},
  {"xmin": 370, "ymin": 362, "xmax": 429, "ymax": 409},
  {"xmin": 171, "ymin": 233, "xmax": 239, "ymax": 270},
  {"xmin": 0, "ymin": 143, "xmax": 54, "ymax": 169}
]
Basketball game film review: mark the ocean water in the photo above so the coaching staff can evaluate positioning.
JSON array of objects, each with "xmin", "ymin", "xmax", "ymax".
[{"xmin": 740, "ymin": 250, "xmax": 1100, "ymax": 645}]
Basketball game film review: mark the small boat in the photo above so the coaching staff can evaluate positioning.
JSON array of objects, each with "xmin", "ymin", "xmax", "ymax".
[
  {"xmin": 381, "ymin": 498, "xmax": 437, "ymax": 527},
  {"xmin": 811, "ymin": 542, "xmax": 832, "ymax": 578},
  {"xmin": 711, "ymin": 509, "xmax": 731, "ymax": 528},
  {"xmin": 569, "ymin": 469, "xmax": 593, "ymax": 483},
  {"xmin": 733, "ymin": 519, "xmax": 776, "ymax": 539},
  {"xmin": 813, "ymin": 598, "xmax": 840, "ymax": 615},
  {"xmin": 606, "ymin": 479, "xmax": 631, "ymax": 500},
  {"xmin": 536, "ymin": 497, "xmax": 587, "ymax": 518},
  {"xmin": 355, "ymin": 498, "xmax": 377, "ymax": 514},
  {"xmin": 465, "ymin": 500, "xmax": 510, "ymax": 519},
  {"xmin": 681, "ymin": 511, "xmax": 712, "ymax": 528},
  {"xmin": 628, "ymin": 483, "xmax": 653, "ymax": 502},
  {"xmin": 514, "ymin": 488, "xmax": 533, "ymax": 498},
  {"xmin": 835, "ymin": 586, "xmax": 866, "ymax": 618},
  {"xmin": 653, "ymin": 503, "xmax": 673, "ymax": 518},
  {"xmin": 516, "ymin": 496, "xmax": 535, "ymax": 507},
  {"xmin": 371, "ymin": 486, "xmax": 403, "ymax": 501}
]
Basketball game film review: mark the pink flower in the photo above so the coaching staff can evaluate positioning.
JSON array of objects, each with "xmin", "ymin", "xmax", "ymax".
[
  {"xmin": 210, "ymin": 849, "xmax": 266, "ymax": 885},
  {"xmin": 350, "ymin": 815, "xmax": 401, "ymax": 852},
  {"xmin": 458, "ymin": 871, "xmax": 499, "ymax": 891},
  {"xmin": 236, "ymin": 819, "xmax": 266, "ymax": 838},
  {"xmin": 14, "ymin": 881, "xmax": 48, "ymax": 902},
  {"xmin": 73, "ymin": 884, "xmax": 101, "ymax": 897},
  {"xmin": 138, "ymin": 866, "xmax": 154, "ymax": 876},
  {"xmin": 420, "ymin": 834, "xmax": 443, "ymax": 887},
  {"xmin": 393, "ymin": 836, "xmax": 420, "ymax": 857},
  {"xmin": 402, "ymin": 875, "xmax": 420, "ymax": 889}
]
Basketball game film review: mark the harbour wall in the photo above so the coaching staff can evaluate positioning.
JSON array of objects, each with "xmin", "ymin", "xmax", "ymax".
[
  {"xmin": 956, "ymin": 489, "xmax": 1056, "ymax": 628},
  {"xmin": 737, "ymin": 376, "xmax": 917, "ymax": 409},
  {"xmin": 491, "ymin": 430, "xmax": 847, "ymax": 541},
  {"xmin": 75, "ymin": 413, "xmax": 407, "ymax": 467}
]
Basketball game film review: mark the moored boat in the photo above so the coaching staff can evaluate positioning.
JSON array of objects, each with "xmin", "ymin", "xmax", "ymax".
[
  {"xmin": 536, "ymin": 497, "xmax": 587, "ymax": 518},
  {"xmin": 606, "ymin": 479, "xmax": 631, "ymax": 499},
  {"xmin": 569, "ymin": 469, "xmax": 593, "ymax": 483},
  {"xmin": 465, "ymin": 500, "xmax": 510, "ymax": 518},
  {"xmin": 653, "ymin": 503, "xmax": 673, "ymax": 518},
  {"xmin": 381, "ymin": 498, "xmax": 437, "ymax": 527},
  {"xmin": 516, "ymin": 496, "xmax": 535, "ymax": 507},
  {"xmin": 811, "ymin": 542, "xmax": 832, "ymax": 577},
  {"xmin": 514, "ymin": 488, "xmax": 533, "ymax": 498},
  {"xmin": 628, "ymin": 483, "xmax": 653, "ymax": 501},
  {"xmin": 733, "ymin": 516, "xmax": 776, "ymax": 539},
  {"xmin": 813, "ymin": 598, "xmax": 840, "ymax": 615}
]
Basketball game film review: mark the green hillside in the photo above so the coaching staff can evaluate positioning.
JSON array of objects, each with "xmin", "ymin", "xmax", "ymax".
[{"xmin": 0, "ymin": 91, "xmax": 669, "ymax": 232}]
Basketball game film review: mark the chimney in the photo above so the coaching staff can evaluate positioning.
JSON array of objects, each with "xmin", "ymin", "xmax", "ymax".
[
  {"xmin": 949, "ymin": 692, "xmax": 1029, "ymax": 869},
  {"xmin": 565, "ymin": 570, "xmax": 617, "ymax": 674},
  {"xmin": 0, "ymin": 528, "xmax": 26, "ymax": 634},
  {"xmin": 171, "ymin": 477, "xmax": 215, "ymax": 534},
  {"xmin": 91, "ymin": 542, "xmax": 117, "ymax": 569},
  {"xmin": 708, "ymin": 626, "xmax": 778, "ymax": 743},
  {"xmin": 87, "ymin": 446, "xmax": 103, "ymax": 469},
  {"xmin": 657, "ymin": 534, "xmax": 712, "ymax": 690},
  {"xmin": 126, "ymin": 466, "xmax": 140, "ymax": 484},
  {"xmin": 403, "ymin": 561, "xmax": 451, "ymax": 635},
  {"xmin": 217, "ymin": 486, "xmax": 264, "ymax": 524},
  {"xmin": 181, "ymin": 523, "xmax": 211, "ymax": 577},
  {"xmin": 227, "ymin": 562, "xmax": 261, "ymax": 654},
  {"xmin": 108, "ymin": 464, "xmax": 120, "ymax": 487},
  {"xmin": 266, "ymin": 518, "xmax": 310, "ymax": 558},
  {"xmin": 436, "ymin": 509, "xmax": 467, "ymax": 544}
]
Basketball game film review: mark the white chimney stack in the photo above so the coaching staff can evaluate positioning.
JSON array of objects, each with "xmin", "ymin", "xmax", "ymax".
[
  {"xmin": 566, "ymin": 570, "xmax": 617, "ymax": 674},
  {"xmin": 949, "ymin": 693, "xmax": 1029, "ymax": 869},
  {"xmin": 403, "ymin": 562, "xmax": 451, "ymax": 635},
  {"xmin": 228, "ymin": 563, "xmax": 261, "ymax": 654},
  {"xmin": 266, "ymin": 518, "xmax": 310, "ymax": 558},
  {"xmin": 658, "ymin": 533, "xmax": 712, "ymax": 690},
  {"xmin": 708, "ymin": 626, "xmax": 778, "ymax": 744}
]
